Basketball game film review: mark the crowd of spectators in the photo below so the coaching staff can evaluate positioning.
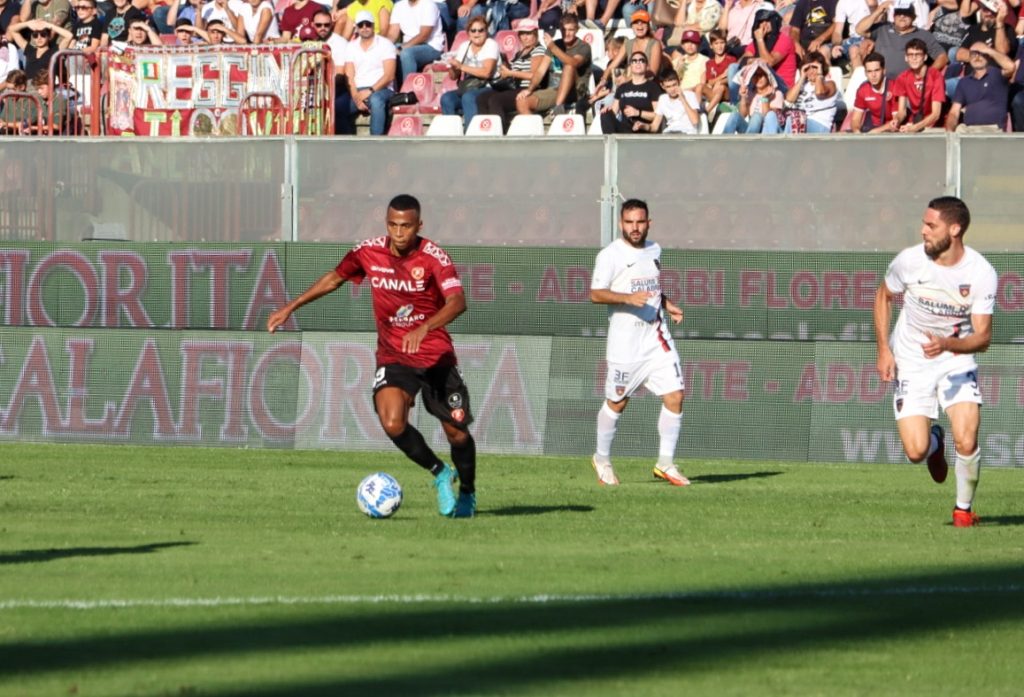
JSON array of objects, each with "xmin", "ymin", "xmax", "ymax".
[{"xmin": 1, "ymin": 0, "xmax": 1023, "ymax": 133}]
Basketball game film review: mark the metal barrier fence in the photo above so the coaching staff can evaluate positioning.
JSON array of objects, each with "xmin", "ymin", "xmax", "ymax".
[{"xmin": 0, "ymin": 135, "xmax": 1022, "ymax": 250}]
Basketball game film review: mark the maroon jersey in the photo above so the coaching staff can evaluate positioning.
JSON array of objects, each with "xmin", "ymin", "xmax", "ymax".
[{"xmin": 336, "ymin": 235, "xmax": 464, "ymax": 369}]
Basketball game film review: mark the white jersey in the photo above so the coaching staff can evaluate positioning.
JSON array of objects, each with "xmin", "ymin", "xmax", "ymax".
[
  {"xmin": 884, "ymin": 243, "xmax": 997, "ymax": 370},
  {"xmin": 591, "ymin": 238, "xmax": 677, "ymax": 364}
]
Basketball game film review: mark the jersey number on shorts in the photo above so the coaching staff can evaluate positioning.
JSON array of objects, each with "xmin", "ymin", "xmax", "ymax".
[{"xmin": 372, "ymin": 367, "xmax": 386, "ymax": 390}]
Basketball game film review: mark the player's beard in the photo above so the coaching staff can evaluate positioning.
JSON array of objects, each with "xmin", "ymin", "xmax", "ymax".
[{"xmin": 924, "ymin": 233, "xmax": 951, "ymax": 260}]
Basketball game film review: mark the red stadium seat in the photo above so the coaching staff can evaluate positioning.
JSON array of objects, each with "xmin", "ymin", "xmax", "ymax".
[
  {"xmin": 495, "ymin": 30, "xmax": 520, "ymax": 62},
  {"xmin": 388, "ymin": 114, "xmax": 424, "ymax": 136},
  {"xmin": 393, "ymin": 72, "xmax": 439, "ymax": 114}
]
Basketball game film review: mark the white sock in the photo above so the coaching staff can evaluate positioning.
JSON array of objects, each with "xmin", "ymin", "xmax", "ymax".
[
  {"xmin": 595, "ymin": 402, "xmax": 620, "ymax": 460},
  {"xmin": 657, "ymin": 405, "xmax": 683, "ymax": 467},
  {"xmin": 955, "ymin": 448, "xmax": 981, "ymax": 511}
]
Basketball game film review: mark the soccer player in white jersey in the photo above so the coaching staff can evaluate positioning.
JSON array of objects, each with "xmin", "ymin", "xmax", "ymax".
[
  {"xmin": 589, "ymin": 199, "xmax": 688, "ymax": 487},
  {"xmin": 874, "ymin": 196, "xmax": 998, "ymax": 527}
]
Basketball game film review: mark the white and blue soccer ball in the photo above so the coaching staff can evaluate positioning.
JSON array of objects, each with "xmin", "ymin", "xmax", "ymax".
[{"xmin": 356, "ymin": 472, "xmax": 403, "ymax": 518}]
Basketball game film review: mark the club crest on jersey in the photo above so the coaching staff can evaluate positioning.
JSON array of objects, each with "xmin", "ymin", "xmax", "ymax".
[
  {"xmin": 959, "ymin": 284, "xmax": 970, "ymax": 298},
  {"xmin": 450, "ymin": 408, "xmax": 465, "ymax": 423},
  {"xmin": 411, "ymin": 266, "xmax": 425, "ymax": 281},
  {"xmin": 615, "ymin": 386, "xmax": 625, "ymax": 396}
]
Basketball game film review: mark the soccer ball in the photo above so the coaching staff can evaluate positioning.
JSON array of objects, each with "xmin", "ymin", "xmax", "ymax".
[{"xmin": 356, "ymin": 472, "xmax": 403, "ymax": 519}]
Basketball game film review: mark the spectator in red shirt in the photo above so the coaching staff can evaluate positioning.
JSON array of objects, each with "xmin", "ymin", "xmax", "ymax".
[
  {"xmin": 851, "ymin": 50, "xmax": 898, "ymax": 132},
  {"xmin": 743, "ymin": 8, "xmax": 797, "ymax": 88},
  {"xmin": 267, "ymin": 194, "xmax": 478, "ymax": 519},
  {"xmin": 892, "ymin": 37, "xmax": 945, "ymax": 132},
  {"xmin": 279, "ymin": 0, "xmax": 323, "ymax": 41}
]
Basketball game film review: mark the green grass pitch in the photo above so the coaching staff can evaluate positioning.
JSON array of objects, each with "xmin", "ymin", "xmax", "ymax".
[{"xmin": 2, "ymin": 443, "xmax": 1023, "ymax": 696}]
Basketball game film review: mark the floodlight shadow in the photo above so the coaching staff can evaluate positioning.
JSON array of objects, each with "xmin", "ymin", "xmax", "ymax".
[{"xmin": 0, "ymin": 541, "xmax": 199, "ymax": 565}]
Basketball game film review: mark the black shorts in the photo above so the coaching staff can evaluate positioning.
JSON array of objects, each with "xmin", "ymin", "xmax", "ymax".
[{"xmin": 372, "ymin": 363, "xmax": 474, "ymax": 430}]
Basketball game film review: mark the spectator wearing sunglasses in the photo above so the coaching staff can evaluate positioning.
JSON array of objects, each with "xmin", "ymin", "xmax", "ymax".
[
  {"xmin": 342, "ymin": 0, "xmax": 392, "ymax": 39},
  {"xmin": 6, "ymin": 18, "xmax": 72, "ymax": 80},
  {"xmin": 599, "ymin": 50, "xmax": 661, "ymax": 133},
  {"xmin": 340, "ymin": 8, "xmax": 397, "ymax": 133},
  {"xmin": 70, "ymin": 0, "xmax": 102, "ymax": 53}
]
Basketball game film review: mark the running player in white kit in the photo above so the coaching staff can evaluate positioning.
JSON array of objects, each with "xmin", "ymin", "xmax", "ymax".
[
  {"xmin": 874, "ymin": 196, "xmax": 998, "ymax": 527},
  {"xmin": 589, "ymin": 199, "xmax": 688, "ymax": 487}
]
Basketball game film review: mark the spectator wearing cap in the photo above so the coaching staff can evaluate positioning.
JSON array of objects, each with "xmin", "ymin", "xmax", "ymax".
[
  {"xmin": 279, "ymin": 0, "xmax": 325, "ymax": 41},
  {"xmin": 477, "ymin": 17, "xmax": 549, "ymax": 132},
  {"xmin": 668, "ymin": 29, "xmax": 708, "ymax": 93},
  {"xmin": 945, "ymin": 40, "xmax": 1016, "ymax": 131},
  {"xmin": 343, "ymin": 0, "xmax": 391, "ymax": 39},
  {"xmin": 599, "ymin": 10, "xmax": 663, "ymax": 90},
  {"xmin": 387, "ymin": 0, "xmax": 443, "ymax": 84},
  {"xmin": 341, "ymin": 7, "xmax": 396, "ymax": 134},
  {"xmin": 788, "ymin": 0, "xmax": 837, "ymax": 62},
  {"xmin": 892, "ymin": 37, "xmax": 945, "ymax": 131},
  {"xmin": 856, "ymin": 0, "xmax": 947, "ymax": 78},
  {"xmin": 949, "ymin": 0, "xmax": 1012, "ymax": 75}
]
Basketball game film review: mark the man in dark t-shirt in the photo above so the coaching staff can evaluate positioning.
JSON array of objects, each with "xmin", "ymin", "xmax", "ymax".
[
  {"xmin": 946, "ymin": 41, "xmax": 1016, "ymax": 131},
  {"xmin": 267, "ymin": 194, "xmax": 479, "ymax": 519},
  {"xmin": 70, "ymin": 0, "xmax": 102, "ymax": 52}
]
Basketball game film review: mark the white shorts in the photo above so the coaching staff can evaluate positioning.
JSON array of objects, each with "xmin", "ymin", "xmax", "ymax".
[
  {"xmin": 604, "ymin": 351, "xmax": 685, "ymax": 402},
  {"xmin": 892, "ymin": 362, "xmax": 983, "ymax": 420}
]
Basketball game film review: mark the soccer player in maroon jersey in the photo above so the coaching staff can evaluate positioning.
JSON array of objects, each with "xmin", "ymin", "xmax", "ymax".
[{"xmin": 267, "ymin": 194, "xmax": 477, "ymax": 518}]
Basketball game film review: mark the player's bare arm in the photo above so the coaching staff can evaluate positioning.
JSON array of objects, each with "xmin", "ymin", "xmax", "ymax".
[
  {"xmin": 401, "ymin": 291, "xmax": 467, "ymax": 354},
  {"xmin": 922, "ymin": 313, "xmax": 992, "ymax": 358},
  {"xmin": 663, "ymin": 297, "xmax": 684, "ymax": 324},
  {"xmin": 873, "ymin": 281, "xmax": 896, "ymax": 381},
  {"xmin": 267, "ymin": 269, "xmax": 346, "ymax": 332},
  {"xmin": 590, "ymin": 288, "xmax": 652, "ymax": 308}
]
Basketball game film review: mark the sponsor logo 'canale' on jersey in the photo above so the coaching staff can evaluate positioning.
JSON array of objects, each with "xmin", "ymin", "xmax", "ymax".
[{"xmin": 337, "ymin": 236, "xmax": 463, "ymax": 368}]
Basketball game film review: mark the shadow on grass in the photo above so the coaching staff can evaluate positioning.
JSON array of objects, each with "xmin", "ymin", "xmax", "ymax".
[
  {"xmin": 485, "ymin": 505, "xmax": 595, "ymax": 516},
  {"xmin": 0, "ymin": 475, "xmax": 13, "ymax": 481},
  {"xmin": 689, "ymin": 471, "xmax": 782, "ymax": 485},
  {"xmin": 2, "ymin": 564, "xmax": 1023, "ymax": 695},
  {"xmin": 970, "ymin": 515, "xmax": 1024, "ymax": 527},
  {"xmin": 0, "ymin": 541, "xmax": 197, "ymax": 565}
]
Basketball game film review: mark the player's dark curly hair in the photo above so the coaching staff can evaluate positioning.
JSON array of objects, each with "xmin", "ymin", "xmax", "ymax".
[
  {"xmin": 388, "ymin": 194, "xmax": 421, "ymax": 216},
  {"xmin": 620, "ymin": 198, "xmax": 649, "ymax": 218},
  {"xmin": 928, "ymin": 196, "xmax": 970, "ymax": 235}
]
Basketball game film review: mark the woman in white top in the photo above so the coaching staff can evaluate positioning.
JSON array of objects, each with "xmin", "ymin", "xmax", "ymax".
[
  {"xmin": 439, "ymin": 15, "xmax": 498, "ymax": 128},
  {"xmin": 235, "ymin": 0, "xmax": 280, "ymax": 43},
  {"xmin": 783, "ymin": 51, "xmax": 838, "ymax": 133}
]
